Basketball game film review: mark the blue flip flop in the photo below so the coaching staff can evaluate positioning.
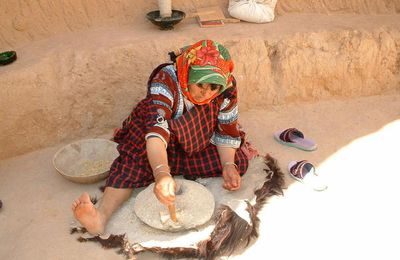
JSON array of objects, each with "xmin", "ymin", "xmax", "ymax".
[
  {"xmin": 274, "ymin": 128, "xmax": 317, "ymax": 151},
  {"xmin": 288, "ymin": 160, "xmax": 327, "ymax": 191}
]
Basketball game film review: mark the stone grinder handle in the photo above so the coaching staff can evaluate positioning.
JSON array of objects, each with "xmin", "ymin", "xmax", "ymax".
[
  {"xmin": 168, "ymin": 204, "xmax": 177, "ymax": 222},
  {"xmin": 167, "ymin": 182, "xmax": 182, "ymax": 222}
]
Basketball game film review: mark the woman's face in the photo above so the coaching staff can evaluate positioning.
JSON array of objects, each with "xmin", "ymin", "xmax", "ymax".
[{"xmin": 188, "ymin": 83, "xmax": 221, "ymax": 103}]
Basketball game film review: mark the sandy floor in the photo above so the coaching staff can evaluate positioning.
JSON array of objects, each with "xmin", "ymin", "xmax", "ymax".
[{"xmin": 1, "ymin": 92, "xmax": 399, "ymax": 259}]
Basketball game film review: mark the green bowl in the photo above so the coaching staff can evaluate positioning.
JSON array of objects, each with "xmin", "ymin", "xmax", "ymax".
[
  {"xmin": 0, "ymin": 51, "xmax": 17, "ymax": 65},
  {"xmin": 146, "ymin": 10, "xmax": 186, "ymax": 30}
]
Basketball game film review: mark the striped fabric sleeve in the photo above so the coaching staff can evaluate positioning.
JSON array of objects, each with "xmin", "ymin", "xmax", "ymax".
[
  {"xmin": 210, "ymin": 86, "xmax": 241, "ymax": 148},
  {"xmin": 145, "ymin": 65, "xmax": 178, "ymax": 147}
]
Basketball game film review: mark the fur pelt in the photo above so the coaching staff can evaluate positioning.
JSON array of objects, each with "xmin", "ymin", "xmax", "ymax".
[{"xmin": 73, "ymin": 154, "xmax": 285, "ymax": 259}]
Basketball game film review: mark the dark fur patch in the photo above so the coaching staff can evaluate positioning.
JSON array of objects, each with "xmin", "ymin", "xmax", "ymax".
[
  {"xmin": 78, "ymin": 234, "xmax": 126, "ymax": 249},
  {"xmin": 197, "ymin": 206, "xmax": 254, "ymax": 259},
  {"xmin": 70, "ymin": 227, "xmax": 87, "ymax": 235},
  {"xmin": 90, "ymin": 195, "xmax": 98, "ymax": 205}
]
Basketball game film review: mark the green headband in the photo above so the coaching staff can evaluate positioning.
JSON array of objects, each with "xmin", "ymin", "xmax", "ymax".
[{"xmin": 188, "ymin": 65, "xmax": 227, "ymax": 91}]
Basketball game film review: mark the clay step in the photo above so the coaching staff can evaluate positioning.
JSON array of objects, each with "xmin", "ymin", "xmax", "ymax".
[
  {"xmin": 0, "ymin": 13, "xmax": 399, "ymax": 160},
  {"xmin": 1, "ymin": 0, "xmax": 399, "ymax": 48}
]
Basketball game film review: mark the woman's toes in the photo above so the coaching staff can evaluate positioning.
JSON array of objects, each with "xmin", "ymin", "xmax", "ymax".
[
  {"xmin": 77, "ymin": 193, "xmax": 90, "ymax": 203},
  {"xmin": 72, "ymin": 201, "xmax": 78, "ymax": 210}
]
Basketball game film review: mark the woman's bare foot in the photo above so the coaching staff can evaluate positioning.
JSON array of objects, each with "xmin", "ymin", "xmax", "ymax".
[{"xmin": 72, "ymin": 192, "xmax": 105, "ymax": 235}]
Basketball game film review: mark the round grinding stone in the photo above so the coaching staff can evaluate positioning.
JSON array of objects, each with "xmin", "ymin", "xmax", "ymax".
[{"xmin": 134, "ymin": 179, "xmax": 215, "ymax": 232}]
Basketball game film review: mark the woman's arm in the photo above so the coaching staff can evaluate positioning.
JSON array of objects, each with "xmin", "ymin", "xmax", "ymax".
[
  {"xmin": 213, "ymin": 84, "xmax": 242, "ymax": 191},
  {"xmin": 145, "ymin": 65, "xmax": 180, "ymax": 205},
  {"xmin": 217, "ymin": 146, "xmax": 241, "ymax": 191},
  {"xmin": 146, "ymin": 137, "xmax": 176, "ymax": 205}
]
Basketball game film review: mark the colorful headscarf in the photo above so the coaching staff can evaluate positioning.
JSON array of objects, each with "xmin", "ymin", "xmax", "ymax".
[{"xmin": 175, "ymin": 40, "xmax": 234, "ymax": 105}]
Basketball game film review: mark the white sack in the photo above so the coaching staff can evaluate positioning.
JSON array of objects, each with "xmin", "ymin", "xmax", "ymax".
[{"xmin": 228, "ymin": 0, "xmax": 278, "ymax": 23}]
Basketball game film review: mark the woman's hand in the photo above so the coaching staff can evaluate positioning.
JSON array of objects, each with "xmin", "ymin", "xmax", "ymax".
[
  {"xmin": 222, "ymin": 164, "xmax": 241, "ymax": 191},
  {"xmin": 153, "ymin": 172, "xmax": 176, "ymax": 205}
]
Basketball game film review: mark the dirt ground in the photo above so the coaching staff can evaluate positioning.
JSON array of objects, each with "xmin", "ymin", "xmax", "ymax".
[
  {"xmin": 1, "ymin": 93, "xmax": 399, "ymax": 260},
  {"xmin": 1, "ymin": 1, "xmax": 400, "ymax": 258},
  {"xmin": 3, "ymin": 0, "xmax": 399, "ymax": 48}
]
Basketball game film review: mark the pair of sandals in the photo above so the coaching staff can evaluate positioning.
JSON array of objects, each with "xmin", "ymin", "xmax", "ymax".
[{"xmin": 274, "ymin": 128, "xmax": 327, "ymax": 191}]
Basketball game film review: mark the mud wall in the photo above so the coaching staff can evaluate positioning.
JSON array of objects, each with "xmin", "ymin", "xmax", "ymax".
[
  {"xmin": 1, "ymin": 27, "xmax": 399, "ymax": 160},
  {"xmin": 276, "ymin": 0, "xmax": 400, "ymax": 14},
  {"xmin": 0, "ymin": 0, "xmax": 399, "ymax": 159},
  {"xmin": 1, "ymin": 0, "xmax": 400, "ymax": 49}
]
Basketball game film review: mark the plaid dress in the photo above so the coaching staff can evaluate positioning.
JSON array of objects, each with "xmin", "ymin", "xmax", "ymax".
[{"xmin": 106, "ymin": 64, "xmax": 249, "ymax": 188}]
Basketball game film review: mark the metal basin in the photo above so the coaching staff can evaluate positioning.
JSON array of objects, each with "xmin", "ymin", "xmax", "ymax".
[
  {"xmin": 53, "ymin": 138, "xmax": 119, "ymax": 184},
  {"xmin": 146, "ymin": 10, "xmax": 186, "ymax": 30}
]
